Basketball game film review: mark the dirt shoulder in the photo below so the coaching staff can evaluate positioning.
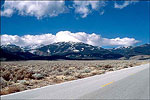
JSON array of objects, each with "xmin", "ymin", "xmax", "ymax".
[{"xmin": 0, "ymin": 60, "xmax": 149, "ymax": 95}]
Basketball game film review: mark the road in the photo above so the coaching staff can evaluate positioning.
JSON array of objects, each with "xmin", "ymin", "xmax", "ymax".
[{"xmin": 1, "ymin": 63, "xmax": 149, "ymax": 99}]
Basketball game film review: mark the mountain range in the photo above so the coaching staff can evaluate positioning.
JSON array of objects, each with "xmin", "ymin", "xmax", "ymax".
[{"xmin": 0, "ymin": 42, "xmax": 150, "ymax": 61}]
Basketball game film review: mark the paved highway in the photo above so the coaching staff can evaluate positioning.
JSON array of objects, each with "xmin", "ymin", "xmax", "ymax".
[{"xmin": 1, "ymin": 63, "xmax": 149, "ymax": 99}]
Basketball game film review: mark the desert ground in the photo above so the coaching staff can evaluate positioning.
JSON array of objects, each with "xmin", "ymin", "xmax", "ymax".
[{"xmin": 0, "ymin": 60, "xmax": 149, "ymax": 95}]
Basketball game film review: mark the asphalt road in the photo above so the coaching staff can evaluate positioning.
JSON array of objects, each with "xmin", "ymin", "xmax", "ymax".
[{"xmin": 1, "ymin": 63, "xmax": 149, "ymax": 99}]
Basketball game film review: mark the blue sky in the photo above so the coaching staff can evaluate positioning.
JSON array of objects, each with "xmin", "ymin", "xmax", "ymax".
[{"xmin": 0, "ymin": 1, "xmax": 149, "ymax": 47}]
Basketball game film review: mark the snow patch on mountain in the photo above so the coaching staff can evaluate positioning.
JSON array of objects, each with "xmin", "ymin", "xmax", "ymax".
[{"xmin": 73, "ymin": 49, "xmax": 79, "ymax": 52}]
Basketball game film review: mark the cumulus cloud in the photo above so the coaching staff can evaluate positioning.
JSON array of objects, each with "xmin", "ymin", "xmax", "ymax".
[
  {"xmin": 102, "ymin": 37, "xmax": 139, "ymax": 46},
  {"xmin": 1, "ymin": 31, "xmax": 139, "ymax": 47},
  {"xmin": 73, "ymin": 1, "xmax": 106, "ymax": 18},
  {"xmin": 114, "ymin": 0, "xmax": 138, "ymax": 9},
  {"xmin": 1, "ymin": 0, "xmax": 67, "ymax": 18},
  {"xmin": 1, "ymin": 34, "xmax": 56, "ymax": 46},
  {"xmin": 1, "ymin": 1, "xmax": 140, "ymax": 18},
  {"xmin": 1, "ymin": 8, "xmax": 14, "ymax": 17}
]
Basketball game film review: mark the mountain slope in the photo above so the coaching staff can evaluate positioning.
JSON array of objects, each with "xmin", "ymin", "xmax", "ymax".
[
  {"xmin": 0, "ymin": 44, "xmax": 37, "ymax": 60},
  {"xmin": 1, "ymin": 42, "xmax": 149, "ymax": 61},
  {"xmin": 31, "ymin": 42, "xmax": 123, "ymax": 60},
  {"xmin": 110, "ymin": 44, "xmax": 150, "ymax": 58},
  {"xmin": 0, "ymin": 49, "xmax": 24, "ymax": 61}
]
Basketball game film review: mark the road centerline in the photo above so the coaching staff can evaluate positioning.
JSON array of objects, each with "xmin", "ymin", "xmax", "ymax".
[{"xmin": 101, "ymin": 81, "xmax": 114, "ymax": 87}]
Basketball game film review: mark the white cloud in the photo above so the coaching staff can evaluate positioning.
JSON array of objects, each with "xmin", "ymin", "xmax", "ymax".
[
  {"xmin": 1, "ymin": 8, "xmax": 14, "ymax": 17},
  {"xmin": 1, "ymin": 34, "xmax": 56, "ymax": 46},
  {"xmin": 73, "ymin": 1, "xmax": 106, "ymax": 18},
  {"xmin": 1, "ymin": 1, "xmax": 140, "ymax": 18},
  {"xmin": 1, "ymin": 31, "xmax": 139, "ymax": 47},
  {"xmin": 102, "ymin": 37, "xmax": 139, "ymax": 46},
  {"xmin": 1, "ymin": 0, "xmax": 67, "ymax": 18},
  {"xmin": 114, "ymin": 0, "xmax": 138, "ymax": 9}
]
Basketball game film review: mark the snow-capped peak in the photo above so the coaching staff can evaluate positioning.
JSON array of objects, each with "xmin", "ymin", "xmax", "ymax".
[{"xmin": 23, "ymin": 44, "xmax": 45, "ymax": 50}]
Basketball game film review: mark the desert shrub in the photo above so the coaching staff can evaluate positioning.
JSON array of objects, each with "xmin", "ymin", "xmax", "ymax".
[
  {"xmin": 75, "ymin": 74, "xmax": 85, "ymax": 79},
  {"xmin": 0, "ymin": 85, "xmax": 20, "ymax": 95},
  {"xmin": 129, "ymin": 64, "xmax": 133, "ymax": 67},
  {"xmin": 2, "ymin": 71, "xmax": 11, "ymax": 81},
  {"xmin": 57, "ymin": 68, "xmax": 63, "ymax": 72},
  {"xmin": 104, "ymin": 65, "xmax": 113, "ymax": 69},
  {"xmin": 32, "ymin": 73, "xmax": 44, "ymax": 79},
  {"xmin": 64, "ymin": 70, "xmax": 72, "ymax": 76},
  {"xmin": 95, "ymin": 65, "xmax": 102, "ymax": 68},
  {"xmin": 83, "ymin": 68, "xmax": 91, "ymax": 73},
  {"xmin": 0, "ymin": 77, "xmax": 8, "ymax": 88}
]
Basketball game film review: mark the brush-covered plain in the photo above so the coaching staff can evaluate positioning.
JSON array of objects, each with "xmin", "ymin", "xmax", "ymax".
[{"xmin": 0, "ymin": 60, "xmax": 149, "ymax": 95}]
